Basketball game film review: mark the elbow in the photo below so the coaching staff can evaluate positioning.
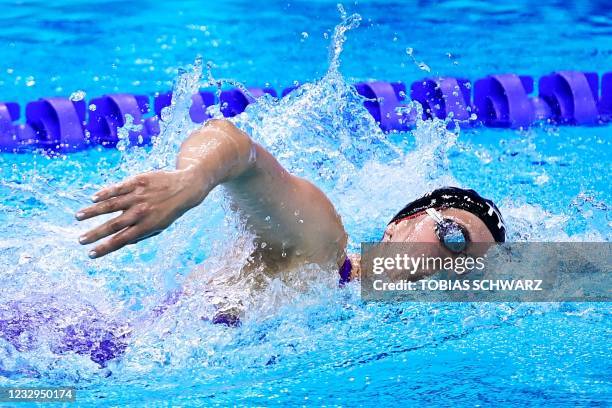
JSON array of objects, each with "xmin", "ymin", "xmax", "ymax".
[
  {"xmin": 210, "ymin": 119, "xmax": 254, "ymax": 157},
  {"xmin": 206, "ymin": 118, "xmax": 239, "ymax": 133},
  {"xmin": 205, "ymin": 119, "xmax": 256, "ymax": 180}
]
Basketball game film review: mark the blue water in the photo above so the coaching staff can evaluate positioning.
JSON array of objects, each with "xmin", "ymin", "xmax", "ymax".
[
  {"xmin": 2, "ymin": 0, "xmax": 612, "ymax": 105},
  {"xmin": 0, "ymin": 1, "xmax": 611, "ymax": 406}
]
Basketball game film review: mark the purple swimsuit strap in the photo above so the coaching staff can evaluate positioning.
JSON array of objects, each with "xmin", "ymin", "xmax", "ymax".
[{"xmin": 338, "ymin": 257, "xmax": 352, "ymax": 285}]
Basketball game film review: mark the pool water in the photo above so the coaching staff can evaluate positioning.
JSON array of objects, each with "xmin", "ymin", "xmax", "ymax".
[
  {"xmin": 1, "ymin": 1, "xmax": 611, "ymax": 406},
  {"xmin": 2, "ymin": 0, "xmax": 612, "ymax": 105}
]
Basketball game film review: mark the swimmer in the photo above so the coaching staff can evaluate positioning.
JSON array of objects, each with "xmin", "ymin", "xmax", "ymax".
[
  {"xmin": 0, "ymin": 120, "xmax": 508, "ymax": 368},
  {"xmin": 76, "ymin": 119, "xmax": 506, "ymax": 283}
]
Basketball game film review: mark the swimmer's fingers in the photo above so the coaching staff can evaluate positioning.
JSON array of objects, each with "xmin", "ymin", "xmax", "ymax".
[
  {"xmin": 91, "ymin": 179, "xmax": 138, "ymax": 203},
  {"xmin": 78, "ymin": 209, "xmax": 141, "ymax": 245},
  {"xmin": 76, "ymin": 195, "xmax": 134, "ymax": 221},
  {"xmin": 89, "ymin": 224, "xmax": 153, "ymax": 258}
]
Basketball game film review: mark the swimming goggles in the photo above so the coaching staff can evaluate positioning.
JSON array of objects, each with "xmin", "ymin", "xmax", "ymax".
[{"xmin": 425, "ymin": 208, "xmax": 470, "ymax": 254}]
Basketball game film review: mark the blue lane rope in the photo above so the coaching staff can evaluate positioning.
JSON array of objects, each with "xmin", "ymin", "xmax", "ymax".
[{"xmin": 0, "ymin": 70, "xmax": 610, "ymax": 153}]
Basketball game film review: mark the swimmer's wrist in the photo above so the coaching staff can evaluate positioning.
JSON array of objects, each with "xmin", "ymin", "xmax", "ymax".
[{"xmin": 175, "ymin": 166, "xmax": 214, "ymax": 209}]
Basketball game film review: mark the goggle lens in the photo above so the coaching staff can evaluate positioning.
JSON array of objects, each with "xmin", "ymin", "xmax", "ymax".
[
  {"xmin": 437, "ymin": 220, "xmax": 468, "ymax": 254},
  {"xmin": 425, "ymin": 208, "xmax": 470, "ymax": 254}
]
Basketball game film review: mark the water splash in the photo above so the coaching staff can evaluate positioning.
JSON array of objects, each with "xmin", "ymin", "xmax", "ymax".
[
  {"xmin": 406, "ymin": 47, "xmax": 431, "ymax": 73},
  {"xmin": 328, "ymin": 5, "xmax": 362, "ymax": 74}
]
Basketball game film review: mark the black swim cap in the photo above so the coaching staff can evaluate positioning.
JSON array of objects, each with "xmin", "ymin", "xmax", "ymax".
[{"xmin": 388, "ymin": 187, "xmax": 506, "ymax": 242}]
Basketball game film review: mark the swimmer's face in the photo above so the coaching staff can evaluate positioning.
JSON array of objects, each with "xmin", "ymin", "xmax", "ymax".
[{"xmin": 381, "ymin": 208, "xmax": 494, "ymax": 255}]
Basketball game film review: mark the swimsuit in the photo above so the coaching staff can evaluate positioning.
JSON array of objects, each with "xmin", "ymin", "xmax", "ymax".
[{"xmin": 338, "ymin": 257, "xmax": 352, "ymax": 285}]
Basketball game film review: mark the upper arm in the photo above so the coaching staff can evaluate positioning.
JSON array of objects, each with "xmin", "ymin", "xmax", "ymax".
[{"xmin": 224, "ymin": 143, "xmax": 347, "ymax": 269}]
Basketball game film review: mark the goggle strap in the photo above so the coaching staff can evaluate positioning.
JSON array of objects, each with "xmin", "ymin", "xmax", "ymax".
[{"xmin": 425, "ymin": 208, "xmax": 445, "ymax": 225}]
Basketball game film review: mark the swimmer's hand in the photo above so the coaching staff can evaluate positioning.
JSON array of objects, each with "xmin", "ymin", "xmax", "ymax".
[{"xmin": 76, "ymin": 169, "xmax": 208, "ymax": 258}]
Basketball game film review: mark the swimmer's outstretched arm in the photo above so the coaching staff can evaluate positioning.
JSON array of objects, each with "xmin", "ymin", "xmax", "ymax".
[{"xmin": 77, "ymin": 119, "xmax": 347, "ymax": 268}]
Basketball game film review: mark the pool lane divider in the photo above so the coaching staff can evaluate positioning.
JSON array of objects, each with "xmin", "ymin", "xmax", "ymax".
[{"xmin": 0, "ymin": 70, "xmax": 611, "ymax": 153}]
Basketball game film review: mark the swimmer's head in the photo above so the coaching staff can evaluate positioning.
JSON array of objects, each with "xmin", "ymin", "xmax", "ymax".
[{"xmin": 382, "ymin": 187, "xmax": 506, "ymax": 251}]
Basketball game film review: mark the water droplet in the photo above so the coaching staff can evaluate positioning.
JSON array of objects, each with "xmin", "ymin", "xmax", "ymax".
[
  {"xmin": 405, "ymin": 47, "xmax": 413, "ymax": 56},
  {"xmin": 25, "ymin": 76, "xmax": 35, "ymax": 87},
  {"xmin": 417, "ymin": 62, "xmax": 431, "ymax": 72},
  {"xmin": 301, "ymin": 32, "xmax": 309, "ymax": 39},
  {"xmin": 70, "ymin": 90, "xmax": 86, "ymax": 101},
  {"xmin": 89, "ymin": 104, "xmax": 97, "ymax": 111},
  {"xmin": 470, "ymin": 113, "xmax": 478, "ymax": 121}
]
